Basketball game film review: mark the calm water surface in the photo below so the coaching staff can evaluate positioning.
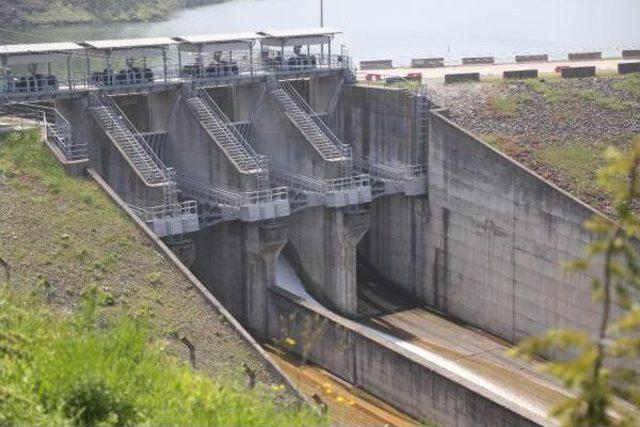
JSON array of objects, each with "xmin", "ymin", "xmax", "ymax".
[{"xmin": 2, "ymin": 0, "xmax": 640, "ymax": 63}]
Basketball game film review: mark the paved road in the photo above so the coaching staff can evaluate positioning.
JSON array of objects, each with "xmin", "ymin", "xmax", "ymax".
[{"xmin": 358, "ymin": 58, "xmax": 638, "ymax": 82}]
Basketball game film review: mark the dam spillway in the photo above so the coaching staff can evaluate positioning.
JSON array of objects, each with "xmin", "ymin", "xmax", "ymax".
[{"xmin": 0, "ymin": 28, "xmax": 615, "ymax": 426}]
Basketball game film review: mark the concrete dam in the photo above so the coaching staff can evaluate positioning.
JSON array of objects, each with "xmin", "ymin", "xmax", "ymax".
[{"xmin": 0, "ymin": 29, "xmax": 611, "ymax": 426}]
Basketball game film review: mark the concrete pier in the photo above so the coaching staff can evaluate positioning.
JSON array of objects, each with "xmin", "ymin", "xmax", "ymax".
[{"xmin": 286, "ymin": 207, "xmax": 370, "ymax": 316}]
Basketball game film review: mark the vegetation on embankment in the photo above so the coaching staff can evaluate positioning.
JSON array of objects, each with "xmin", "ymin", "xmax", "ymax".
[
  {"xmin": 0, "ymin": 130, "xmax": 323, "ymax": 425},
  {"xmin": 437, "ymin": 72, "xmax": 640, "ymax": 216},
  {"xmin": 0, "ymin": 0, "xmax": 229, "ymax": 28},
  {"xmin": 0, "ymin": 287, "xmax": 322, "ymax": 426}
]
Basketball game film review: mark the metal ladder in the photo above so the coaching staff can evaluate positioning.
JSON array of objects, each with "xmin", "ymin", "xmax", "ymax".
[
  {"xmin": 185, "ymin": 88, "xmax": 267, "ymax": 184},
  {"xmin": 268, "ymin": 79, "xmax": 352, "ymax": 169},
  {"xmin": 89, "ymin": 94, "xmax": 172, "ymax": 188},
  {"xmin": 414, "ymin": 90, "xmax": 430, "ymax": 155},
  {"xmin": 0, "ymin": 95, "xmax": 9, "ymax": 115}
]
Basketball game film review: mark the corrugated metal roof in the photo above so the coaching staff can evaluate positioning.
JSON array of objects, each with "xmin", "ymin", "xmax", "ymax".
[
  {"xmin": 0, "ymin": 42, "xmax": 83, "ymax": 55},
  {"xmin": 81, "ymin": 37, "xmax": 177, "ymax": 50},
  {"xmin": 173, "ymin": 32, "xmax": 261, "ymax": 45},
  {"xmin": 257, "ymin": 28, "xmax": 342, "ymax": 39}
]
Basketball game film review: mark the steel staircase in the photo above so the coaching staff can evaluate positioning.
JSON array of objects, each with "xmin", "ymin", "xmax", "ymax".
[
  {"xmin": 268, "ymin": 79, "xmax": 351, "ymax": 166},
  {"xmin": 184, "ymin": 87, "xmax": 267, "ymax": 181},
  {"xmin": 89, "ymin": 94, "xmax": 171, "ymax": 187}
]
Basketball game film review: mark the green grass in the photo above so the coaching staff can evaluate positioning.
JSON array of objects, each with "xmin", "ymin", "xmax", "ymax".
[
  {"xmin": 0, "ymin": 287, "xmax": 323, "ymax": 426},
  {"xmin": 524, "ymin": 78, "xmax": 637, "ymax": 110},
  {"xmin": 523, "ymin": 79, "xmax": 572, "ymax": 105},
  {"xmin": 488, "ymin": 93, "xmax": 532, "ymax": 117},
  {"xmin": 0, "ymin": 130, "xmax": 296, "ymax": 409},
  {"xmin": 535, "ymin": 142, "xmax": 605, "ymax": 194},
  {"xmin": 612, "ymin": 73, "xmax": 640, "ymax": 97},
  {"xmin": 8, "ymin": 0, "xmax": 226, "ymax": 26},
  {"xmin": 576, "ymin": 89, "xmax": 635, "ymax": 111}
]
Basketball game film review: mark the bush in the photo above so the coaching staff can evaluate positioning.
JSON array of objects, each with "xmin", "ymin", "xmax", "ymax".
[{"xmin": 0, "ymin": 287, "xmax": 323, "ymax": 426}]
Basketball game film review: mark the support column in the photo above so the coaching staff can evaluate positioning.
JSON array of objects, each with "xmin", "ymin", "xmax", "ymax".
[
  {"xmin": 245, "ymin": 223, "xmax": 288, "ymax": 337},
  {"xmin": 191, "ymin": 221, "xmax": 287, "ymax": 338},
  {"xmin": 286, "ymin": 207, "xmax": 370, "ymax": 316}
]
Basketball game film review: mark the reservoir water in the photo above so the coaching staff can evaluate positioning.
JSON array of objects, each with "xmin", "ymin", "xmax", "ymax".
[{"xmin": 2, "ymin": 0, "xmax": 640, "ymax": 63}]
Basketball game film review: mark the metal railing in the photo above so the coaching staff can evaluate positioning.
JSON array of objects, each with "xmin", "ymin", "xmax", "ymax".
[
  {"xmin": 130, "ymin": 200, "xmax": 198, "ymax": 222},
  {"xmin": 0, "ymin": 54, "xmax": 350, "ymax": 100},
  {"xmin": 3, "ymin": 102, "xmax": 88, "ymax": 161},
  {"xmin": 272, "ymin": 169, "xmax": 370, "ymax": 194},
  {"xmin": 178, "ymin": 175, "xmax": 290, "ymax": 223},
  {"xmin": 280, "ymin": 80, "xmax": 350, "ymax": 156},
  {"xmin": 269, "ymin": 79, "xmax": 351, "ymax": 164},
  {"xmin": 178, "ymin": 175, "xmax": 287, "ymax": 209},
  {"xmin": 183, "ymin": 86, "xmax": 268, "ymax": 176},
  {"xmin": 89, "ymin": 93, "xmax": 173, "ymax": 187},
  {"xmin": 356, "ymin": 158, "xmax": 427, "ymax": 180},
  {"xmin": 196, "ymin": 87, "xmax": 267, "ymax": 169}
]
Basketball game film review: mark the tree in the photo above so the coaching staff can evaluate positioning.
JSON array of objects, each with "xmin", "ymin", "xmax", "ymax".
[{"xmin": 512, "ymin": 138, "xmax": 640, "ymax": 426}]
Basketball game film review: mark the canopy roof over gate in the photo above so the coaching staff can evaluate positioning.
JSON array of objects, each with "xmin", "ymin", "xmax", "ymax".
[
  {"xmin": 80, "ymin": 37, "xmax": 177, "ymax": 59},
  {"xmin": 173, "ymin": 32, "xmax": 261, "ymax": 53},
  {"xmin": 0, "ymin": 42, "xmax": 83, "ymax": 65},
  {"xmin": 257, "ymin": 28, "xmax": 342, "ymax": 47}
]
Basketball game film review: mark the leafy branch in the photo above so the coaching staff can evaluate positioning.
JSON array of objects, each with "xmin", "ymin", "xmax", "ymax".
[{"xmin": 512, "ymin": 138, "xmax": 640, "ymax": 426}]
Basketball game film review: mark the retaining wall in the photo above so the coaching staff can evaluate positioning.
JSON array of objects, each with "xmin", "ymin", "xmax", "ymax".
[
  {"xmin": 268, "ymin": 286, "xmax": 542, "ymax": 426},
  {"xmin": 424, "ymin": 111, "xmax": 614, "ymax": 344}
]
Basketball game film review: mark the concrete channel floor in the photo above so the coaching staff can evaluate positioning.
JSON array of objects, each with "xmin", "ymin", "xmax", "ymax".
[
  {"xmin": 357, "ymin": 277, "xmax": 570, "ymax": 424},
  {"xmin": 265, "ymin": 345, "xmax": 418, "ymax": 427},
  {"xmin": 276, "ymin": 256, "xmax": 571, "ymax": 425}
]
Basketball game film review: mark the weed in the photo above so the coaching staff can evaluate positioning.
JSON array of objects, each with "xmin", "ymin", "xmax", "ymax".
[
  {"xmin": 488, "ymin": 94, "xmax": 532, "ymax": 117},
  {"xmin": 612, "ymin": 73, "xmax": 640, "ymax": 97},
  {"xmin": 577, "ymin": 89, "xmax": 635, "ymax": 110},
  {"xmin": 0, "ymin": 288, "xmax": 324, "ymax": 426},
  {"xmin": 147, "ymin": 271, "xmax": 164, "ymax": 286}
]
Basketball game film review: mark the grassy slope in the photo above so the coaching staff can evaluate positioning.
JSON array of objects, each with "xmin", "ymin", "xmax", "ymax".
[
  {"xmin": 0, "ymin": 130, "xmax": 281, "ymax": 393},
  {"xmin": 0, "ymin": 288, "xmax": 322, "ymax": 426}
]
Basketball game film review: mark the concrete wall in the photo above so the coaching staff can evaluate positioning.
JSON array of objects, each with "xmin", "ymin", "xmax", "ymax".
[
  {"xmin": 268, "ymin": 287, "xmax": 540, "ymax": 427},
  {"xmin": 114, "ymin": 94, "xmax": 150, "ymax": 132},
  {"xmin": 309, "ymin": 75, "xmax": 344, "ymax": 114},
  {"xmin": 338, "ymin": 85, "xmax": 418, "ymax": 164},
  {"xmin": 191, "ymin": 221, "xmax": 287, "ymax": 337},
  {"xmin": 163, "ymin": 89, "xmax": 253, "ymax": 191},
  {"xmin": 361, "ymin": 194, "xmax": 429, "ymax": 296},
  {"xmin": 252, "ymin": 85, "xmax": 340, "ymax": 178},
  {"xmin": 285, "ymin": 207, "xmax": 370, "ymax": 316},
  {"xmin": 425, "ymin": 111, "xmax": 607, "ymax": 343},
  {"xmin": 338, "ymin": 85, "xmax": 429, "ymax": 297}
]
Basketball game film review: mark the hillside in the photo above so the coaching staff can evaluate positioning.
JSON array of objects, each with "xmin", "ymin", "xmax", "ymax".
[
  {"xmin": 0, "ymin": 130, "xmax": 320, "ymax": 424},
  {"xmin": 0, "ymin": 0, "xmax": 227, "ymax": 27}
]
